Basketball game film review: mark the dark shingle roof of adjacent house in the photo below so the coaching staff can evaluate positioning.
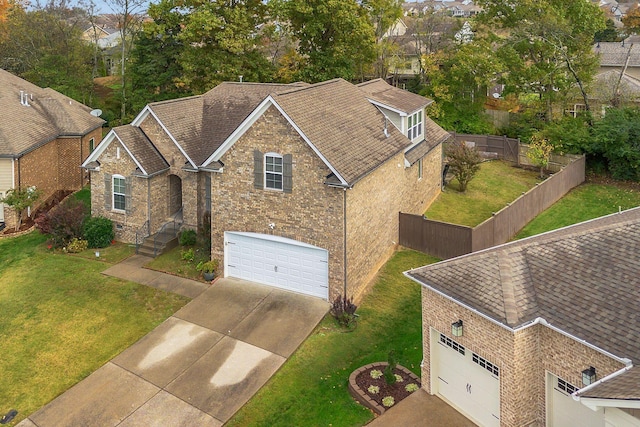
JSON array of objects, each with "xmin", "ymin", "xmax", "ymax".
[
  {"xmin": 407, "ymin": 207, "xmax": 640, "ymax": 399},
  {"xmin": 594, "ymin": 42, "xmax": 640, "ymax": 67},
  {"xmin": 274, "ymin": 79, "xmax": 410, "ymax": 185},
  {"xmin": 0, "ymin": 69, "xmax": 105, "ymax": 157},
  {"xmin": 112, "ymin": 126, "xmax": 169, "ymax": 176},
  {"xmin": 357, "ymin": 78, "xmax": 433, "ymax": 113}
]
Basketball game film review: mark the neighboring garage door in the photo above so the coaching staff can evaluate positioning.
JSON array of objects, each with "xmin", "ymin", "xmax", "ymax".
[
  {"xmin": 224, "ymin": 232, "xmax": 329, "ymax": 300},
  {"xmin": 431, "ymin": 329, "xmax": 500, "ymax": 427},
  {"xmin": 547, "ymin": 373, "xmax": 604, "ymax": 427}
]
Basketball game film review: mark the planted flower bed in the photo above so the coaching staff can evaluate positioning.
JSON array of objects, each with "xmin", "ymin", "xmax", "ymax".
[{"xmin": 348, "ymin": 362, "xmax": 420, "ymax": 415}]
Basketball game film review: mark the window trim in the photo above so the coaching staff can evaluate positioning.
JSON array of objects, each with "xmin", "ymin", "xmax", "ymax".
[
  {"xmin": 264, "ymin": 153, "xmax": 284, "ymax": 191},
  {"xmin": 89, "ymin": 137, "xmax": 95, "ymax": 152},
  {"xmin": 408, "ymin": 110, "xmax": 423, "ymax": 140},
  {"xmin": 112, "ymin": 174, "xmax": 126, "ymax": 212}
]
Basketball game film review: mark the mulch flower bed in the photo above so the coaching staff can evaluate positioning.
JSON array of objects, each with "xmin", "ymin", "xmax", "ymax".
[{"xmin": 349, "ymin": 362, "xmax": 421, "ymax": 415}]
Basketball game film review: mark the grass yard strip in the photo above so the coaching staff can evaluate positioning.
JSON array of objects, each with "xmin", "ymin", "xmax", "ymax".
[
  {"xmin": 515, "ymin": 182, "xmax": 640, "ymax": 239},
  {"xmin": 0, "ymin": 233, "xmax": 189, "ymax": 425},
  {"xmin": 226, "ymin": 249, "xmax": 438, "ymax": 427},
  {"xmin": 145, "ymin": 245, "xmax": 205, "ymax": 281},
  {"xmin": 425, "ymin": 160, "xmax": 540, "ymax": 227}
]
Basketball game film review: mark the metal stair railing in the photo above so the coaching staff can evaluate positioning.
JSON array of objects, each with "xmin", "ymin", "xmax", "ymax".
[
  {"xmin": 135, "ymin": 220, "xmax": 149, "ymax": 254},
  {"xmin": 153, "ymin": 208, "xmax": 183, "ymax": 256}
]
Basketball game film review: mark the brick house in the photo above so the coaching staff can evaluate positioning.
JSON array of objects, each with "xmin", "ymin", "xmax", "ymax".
[
  {"xmin": 82, "ymin": 78, "xmax": 450, "ymax": 301},
  {"xmin": 406, "ymin": 208, "xmax": 640, "ymax": 427},
  {"xmin": 0, "ymin": 69, "xmax": 105, "ymax": 229}
]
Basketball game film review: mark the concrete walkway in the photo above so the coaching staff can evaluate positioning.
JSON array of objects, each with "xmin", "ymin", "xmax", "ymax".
[
  {"xmin": 366, "ymin": 389, "xmax": 477, "ymax": 426},
  {"xmin": 18, "ymin": 256, "xmax": 329, "ymax": 427}
]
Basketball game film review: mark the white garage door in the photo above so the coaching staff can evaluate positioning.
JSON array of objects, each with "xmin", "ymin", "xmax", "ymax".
[
  {"xmin": 548, "ymin": 373, "xmax": 604, "ymax": 427},
  {"xmin": 224, "ymin": 232, "xmax": 329, "ymax": 300},
  {"xmin": 431, "ymin": 329, "xmax": 500, "ymax": 427}
]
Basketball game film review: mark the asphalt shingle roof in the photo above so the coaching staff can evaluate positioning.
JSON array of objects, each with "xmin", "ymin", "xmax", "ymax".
[
  {"xmin": 407, "ymin": 207, "xmax": 640, "ymax": 400},
  {"xmin": 274, "ymin": 79, "xmax": 411, "ymax": 185},
  {"xmin": 0, "ymin": 69, "xmax": 104, "ymax": 157},
  {"xmin": 357, "ymin": 78, "xmax": 433, "ymax": 113},
  {"xmin": 594, "ymin": 42, "xmax": 640, "ymax": 67},
  {"xmin": 112, "ymin": 126, "xmax": 169, "ymax": 175}
]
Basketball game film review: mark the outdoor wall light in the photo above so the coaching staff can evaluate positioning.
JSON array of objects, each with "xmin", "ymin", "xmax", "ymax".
[
  {"xmin": 452, "ymin": 320, "xmax": 463, "ymax": 337},
  {"xmin": 582, "ymin": 366, "xmax": 596, "ymax": 385}
]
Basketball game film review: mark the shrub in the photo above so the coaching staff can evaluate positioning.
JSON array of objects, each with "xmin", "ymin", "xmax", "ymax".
[
  {"xmin": 405, "ymin": 383, "xmax": 419, "ymax": 393},
  {"xmin": 329, "ymin": 294, "xmax": 358, "ymax": 329},
  {"xmin": 181, "ymin": 247, "xmax": 195, "ymax": 263},
  {"xmin": 382, "ymin": 396, "xmax": 395, "ymax": 407},
  {"xmin": 444, "ymin": 140, "xmax": 483, "ymax": 192},
  {"xmin": 83, "ymin": 216, "xmax": 115, "ymax": 248},
  {"xmin": 179, "ymin": 229, "xmax": 197, "ymax": 246},
  {"xmin": 67, "ymin": 238, "xmax": 88, "ymax": 253},
  {"xmin": 384, "ymin": 350, "xmax": 397, "ymax": 385},
  {"xmin": 35, "ymin": 198, "xmax": 87, "ymax": 248},
  {"xmin": 196, "ymin": 259, "xmax": 219, "ymax": 273},
  {"xmin": 0, "ymin": 186, "xmax": 41, "ymax": 231}
]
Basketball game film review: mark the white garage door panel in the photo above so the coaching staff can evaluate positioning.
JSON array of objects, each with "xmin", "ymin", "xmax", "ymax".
[
  {"xmin": 548, "ymin": 374, "xmax": 604, "ymax": 427},
  {"xmin": 225, "ymin": 232, "xmax": 329, "ymax": 299},
  {"xmin": 432, "ymin": 329, "xmax": 500, "ymax": 427}
]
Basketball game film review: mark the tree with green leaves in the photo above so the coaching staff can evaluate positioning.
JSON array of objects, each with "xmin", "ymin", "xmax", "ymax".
[
  {"xmin": 0, "ymin": 0, "xmax": 94, "ymax": 102},
  {"xmin": 275, "ymin": 0, "xmax": 377, "ymax": 82},
  {"xmin": 476, "ymin": 0, "xmax": 606, "ymax": 120},
  {"xmin": 622, "ymin": 4, "xmax": 640, "ymax": 35},
  {"xmin": 0, "ymin": 186, "xmax": 41, "ymax": 231},
  {"xmin": 364, "ymin": 0, "xmax": 403, "ymax": 79},
  {"xmin": 591, "ymin": 107, "xmax": 640, "ymax": 181},
  {"xmin": 526, "ymin": 133, "xmax": 554, "ymax": 178}
]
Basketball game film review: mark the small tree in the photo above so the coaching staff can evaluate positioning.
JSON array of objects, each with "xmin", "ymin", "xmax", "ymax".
[
  {"xmin": 445, "ymin": 141, "xmax": 483, "ymax": 192},
  {"xmin": 526, "ymin": 134, "xmax": 554, "ymax": 178},
  {"xmin": 0, "ymin": 186, "xmax": 41, "ymax": 231}
]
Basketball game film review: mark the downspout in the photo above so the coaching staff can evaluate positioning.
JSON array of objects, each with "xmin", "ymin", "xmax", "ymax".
[
  {"xmin": 147, "ymin": 178, "xmax": 151, "ymax": 230},
  {"xmin": 343, "ymin": 187, "xmax": 348, "ymax": 297}
]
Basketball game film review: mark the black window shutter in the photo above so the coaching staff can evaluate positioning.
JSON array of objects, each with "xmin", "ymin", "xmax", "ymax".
[
  {"xmin": 283, "ymin": 154, "xmax": 293, "ymax": 193},
  {"xmin": 254, "ymin": 150, "xmax": 263, "ymax": 189},
  {"xmin": 104, "ymin": 173, "xmax": 112, "ymax": 210},
  {"xmin": 125, "ymin": 177, "xmax": 133, "ymax": 215}
]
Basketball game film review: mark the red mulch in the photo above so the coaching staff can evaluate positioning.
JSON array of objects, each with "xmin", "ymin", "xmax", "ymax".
[{"xmin": 355, "ymin": 366, "xmax": 420, "ymax": 409}]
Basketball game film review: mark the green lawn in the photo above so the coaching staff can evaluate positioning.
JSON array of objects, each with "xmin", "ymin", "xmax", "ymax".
[
  {"xmin": 0, "ymin": 232, "xmax": 189, "ymax": 426},
  {"xmin": 515, "ymin": 182, "xmax": 640, "ymax": 239},
  {"xmin": 226, "ymin": 249, "xmax": 438, "ymax": 427},
  {"xmin": 146, "ymin": 245, "xmax": 208, "ymax": 281},
  {"xmin": 425, "ymin": 160, "xmax": 540, "ymax": 227}
]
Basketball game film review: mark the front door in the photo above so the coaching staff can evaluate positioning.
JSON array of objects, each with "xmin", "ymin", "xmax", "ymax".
[{"xmin": 168, "ymin": 175, "xmax": 182, "ymax": 217}]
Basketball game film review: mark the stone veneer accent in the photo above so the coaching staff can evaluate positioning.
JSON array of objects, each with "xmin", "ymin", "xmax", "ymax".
[{"xmin": 421, "ymin": 288, "xmax": 625, "ymax": 427}]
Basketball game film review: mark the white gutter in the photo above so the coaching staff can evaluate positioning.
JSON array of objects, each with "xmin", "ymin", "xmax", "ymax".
[
  {"xmin": 572, "ymin": 364, "xmax": 634, "ymax": 403},
  {"xmin": 406, "ymin": 272, "xmax": 634, "ymax": 366}
]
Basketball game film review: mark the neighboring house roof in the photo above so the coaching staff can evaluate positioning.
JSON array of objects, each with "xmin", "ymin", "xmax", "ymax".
[
  {"xmin": 357, "ymin": 78, "xmax": 433, "ymax": 112},
  {"xmin": 591, "ymin": 70, "xmax": 640, "ymax": 101},
  {"xmin": 96, "ymin": 31, "xmax": 122, "ymax": 49},
  {"xmin": 594, "ymin": 42, "xmax": 640, "ymax": 67},
  {"xmin": 112, "ymin": 126, "xmax": 169, "ymax": 176},
  {"xmin": 0, "ymin": 69, "xmax": 104, "ymax": 157},
  {"xmin": 407, "ymin": 207, "xmax": 640, "ymax": 399}
]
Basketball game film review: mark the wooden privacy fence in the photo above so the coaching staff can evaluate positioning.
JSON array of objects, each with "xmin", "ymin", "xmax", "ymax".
[
  {"xmin": 399, "ymin": 155, "xmax": 586, "ymax": 259},
  {"xmin": 448, "ymin": 132, "xmax": 520, "ymax": 163}
]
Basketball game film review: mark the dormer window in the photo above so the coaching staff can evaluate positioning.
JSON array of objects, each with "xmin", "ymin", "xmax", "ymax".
[{"xmin": 408, "ymin": 110, "xmax": 423, "ymax": 140}]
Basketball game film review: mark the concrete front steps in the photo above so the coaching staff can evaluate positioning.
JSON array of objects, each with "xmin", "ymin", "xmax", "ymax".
[{"xmin": 137, "ymin": 222, "xmax": 180, "ymax": 258}]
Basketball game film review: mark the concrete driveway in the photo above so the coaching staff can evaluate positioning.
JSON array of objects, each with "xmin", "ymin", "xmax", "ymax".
[{"xmin": 18, "ymin": 277, "xmax": 329, "ymax": 427}]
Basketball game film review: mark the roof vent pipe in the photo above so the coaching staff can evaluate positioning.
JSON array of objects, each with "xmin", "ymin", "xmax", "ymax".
[
  {"xmin": 19, "ymin": 90, "xmax": 24, "ymax": 105},
  {"xmin": 383, "ymin": 117, "xmax": 389, "ymax": 138}
]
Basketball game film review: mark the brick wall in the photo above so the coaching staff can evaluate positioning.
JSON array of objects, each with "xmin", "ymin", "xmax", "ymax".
[
  {"xmin": 139, "ymin": 115, "xmax": 200, "ymax": 230},
  {"xmin": 421, "ymin": 287, "xmax": 625, "ymax": 427},
  {"xmin": 90, "ymin": 139, "xmax": 148, "ymax": 243},
  {"xmin": 210, "ymin": 105, "xmax": 346, "ymax": 300},
  {"xmin": 346, "ymin": 145, "xmax": 442, "ymax": 301}
]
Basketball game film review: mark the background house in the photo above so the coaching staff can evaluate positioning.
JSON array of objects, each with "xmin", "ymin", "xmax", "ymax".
[
  {"xmin": 0, "ymin": 69, "xmax": 104, "ymax": 230},
  {"xmin": 406, "ymin": 208, "xmax": 640, "ymax": 427},
  {"xmin": 83, "ymin": 78, "xmax": 450, "ymax": 302}
]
